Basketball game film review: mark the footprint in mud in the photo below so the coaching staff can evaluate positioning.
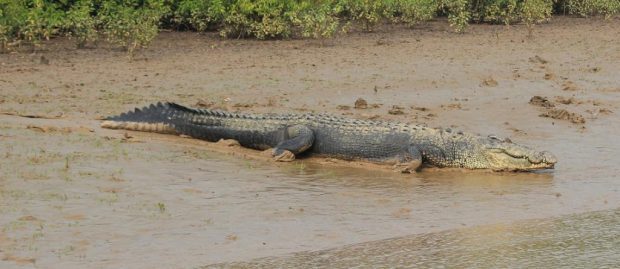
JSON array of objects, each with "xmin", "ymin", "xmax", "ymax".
[
  {"xmin": 195, "ymin": 99, "xmax": 215, "ymax": 108},
  {"xmin": 337, "ymin": 105, "xmax": 351, "ymax": 110},
  {"xmin": 388, "ymin": 105, "xmax": 405, "ymax": 115},
  {"xmin": 529, "ymin": 55, "xmax": 548, "ymax": 64},
  {"xmin": 529, "ymin": 96, "xmax": 555, "ymax": 108},
  {"xmin": 410, "ymin": 106, "xmax": 429, "ymax": 112},
  {"xmin": 354, "ymin": 98, "xmax": 368, "ymax": 109},
  {"xmin": 481, "ymin": 77, "xmax": 498, "ymax": 87},
  {"xmin": 555, "ymin": 96, "xmax": 579, "ymax": 105},
  {"xmin": 562, "ymin": 81, "xmax": 580, "ymax": 91},
  {"xmin": 351, "ymin": 98, "xmax": 382, "ymax": 110},
  {"xmin": 539, "ymin": 108, "xmax": 586, "ymax": 124},
  {"xmin": 586, "ymin": 108, "xmax": 614, "ymax": 118},
  {"xmin": 441, "ymin": 103, "xmax": 463, "ymax": 110},
  {"xmin": 391, "ymin": 207, "xmax": 412, "ymax": 218},
  {"xmin": 529, "ymin": 96, "xmax": 586, "ymax": 124},
  {"xmin": 233, "ymin": 103, "xmax": 256, "ymax": 108},
  {"xmin": 18, "ymin": 216, "xmax": 39, "ymax": 221},
  {"xmin": 544, "ymin": 72, "xmax": 555, "ymax": 80}
]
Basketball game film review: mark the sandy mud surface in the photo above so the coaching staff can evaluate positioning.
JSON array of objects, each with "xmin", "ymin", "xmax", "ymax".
[{"xmin": 1, "ymin": 17, "xmax": 619, "ymax": 268}]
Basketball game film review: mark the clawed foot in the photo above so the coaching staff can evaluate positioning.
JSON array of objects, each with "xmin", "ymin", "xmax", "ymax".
[
  {"xmin": 273, "ymin": 149, "xmax": 295, "ymax": 162},
  {"xmin": 393, "ymin": 160, "xmax": 422, "ymax": 173}
]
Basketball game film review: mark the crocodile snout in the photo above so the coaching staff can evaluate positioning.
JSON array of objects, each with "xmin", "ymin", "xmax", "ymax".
[{"xmin": 541, "ymin": 151, "xmax": 557, "ymax": 165}]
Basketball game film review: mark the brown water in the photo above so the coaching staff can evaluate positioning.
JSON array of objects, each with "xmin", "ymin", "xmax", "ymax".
[
  {"xmin": 1, "ymin": 17, "xmax": 619, "ymax": 268},
  {"xmin": 207, "ymin": 208, "xmax": 620, "ymax": 268}
]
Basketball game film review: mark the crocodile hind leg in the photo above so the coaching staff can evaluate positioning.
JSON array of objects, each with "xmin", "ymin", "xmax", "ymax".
[
  {"xmin": 393, "ymin": 146, "xmax": 423, "ymax": 173},
  {"xmin": 272, "ymin": 125, "xmax": 315, "ymax": 162}
]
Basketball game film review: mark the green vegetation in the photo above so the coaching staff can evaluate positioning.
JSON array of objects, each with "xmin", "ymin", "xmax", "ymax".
[
  {"xmin": 65, "ymin": 0, "xmax": 98, "ymax": 48},
  {"xmin": 293, "ymin": 2, "xmax": 341, "ymax": 41},
  {"xmin": 1, "ymin": 0, "xmax": 619, "ymax": 54},
  {"xmin": 564, "ymin": 0, "xmax": 620, "ymax": 18},
  {"xmin": 393, "ymin": 0, "xmax": 437, "ymax": 27},
  {"xmin": 442, "ymin": 0, "xmax": 471, "ymax": 32},
  {"xmin": 98, "ymin": 0, "xmax": 168, "ymax": 59},
  {"xmin": 521, "ymin": 0, "xmax": 553, "ymax": 36}
]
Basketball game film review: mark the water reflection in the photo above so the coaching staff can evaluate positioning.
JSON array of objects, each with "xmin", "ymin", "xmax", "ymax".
[
  {"xmin": 208, "ymin": 208, "xmax": 620, "ymax": 268},
  {"xmin": 278, "ymin": 160, "xmax": 554, "ymax": 192}
]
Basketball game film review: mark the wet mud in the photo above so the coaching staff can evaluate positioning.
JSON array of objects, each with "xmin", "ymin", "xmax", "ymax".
[
  {"xmin": 530, "ymin": 95, "xmax": 587, "ymax": 124},
  {"xmin": 1, "ymin": 17, "xmax": 620, "ymax": 268},
  {"xmin": 208, "ymin": 208, "xmax": 620, "ymax": 268}
]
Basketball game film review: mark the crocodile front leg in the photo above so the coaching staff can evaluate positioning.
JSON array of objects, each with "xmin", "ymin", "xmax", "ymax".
[
  {"xmin": 272, "ymin": 125, "xmax": 315, "ymax": 162},
  {"xmin": 393, "ymin": 145, "xmax": 423, "ymax": 173}
]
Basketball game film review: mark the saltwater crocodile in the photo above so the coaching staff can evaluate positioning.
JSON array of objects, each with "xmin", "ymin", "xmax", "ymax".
[{"xmin": 101, "ymin": 102, "xmax": 557, "ymax": 172}]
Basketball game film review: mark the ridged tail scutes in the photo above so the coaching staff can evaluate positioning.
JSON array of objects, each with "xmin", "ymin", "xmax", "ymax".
[
  {"xmin": 101, "ymin": 101, "xmax": 266, "ymax": 139},
  {"xmin": 101, "ymin": 102, "xmax": 189, "ymax": 134},
  {"xmin": 105, "ymin": 101, "xmax": 168, "ymax": 121}
]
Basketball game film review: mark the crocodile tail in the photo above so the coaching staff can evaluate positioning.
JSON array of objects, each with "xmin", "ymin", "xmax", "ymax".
[{"xmin": 100, "ymin": 102, "xmax": 191, "ymax": 134}]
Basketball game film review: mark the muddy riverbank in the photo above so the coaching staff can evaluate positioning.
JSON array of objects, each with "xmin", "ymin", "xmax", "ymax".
[{"xmin": 1, "ymin": 17, "xmax": 619, "ymax": 268}]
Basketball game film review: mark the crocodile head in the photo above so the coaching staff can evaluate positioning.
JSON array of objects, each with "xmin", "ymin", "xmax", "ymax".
[
  {"xmin": 473, "ymin": 135, "xmax": 557, "ymax": 171},
  {"xmin": 418, "ymin": 132, "xmax": 557, "ymax": 171}
]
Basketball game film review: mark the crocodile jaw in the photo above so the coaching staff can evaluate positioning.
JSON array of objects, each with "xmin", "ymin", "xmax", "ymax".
[{"xmin": 483, "ymin": 149, "xmax": 557, "ymax": 171}]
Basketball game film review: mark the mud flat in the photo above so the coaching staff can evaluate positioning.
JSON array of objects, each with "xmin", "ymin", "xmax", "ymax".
[{"xmin": 1, "ymin": 17, "xmax": 619, "ymax": 268}]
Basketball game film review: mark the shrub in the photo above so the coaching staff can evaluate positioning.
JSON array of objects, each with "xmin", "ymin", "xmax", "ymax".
[
  {"xmin": 173, "ymin": 0, "xmax": 226, "ymax": 31},
  {"xmin": 251, "ymin": 0, "xmax": 296, "ymax": 39},
  {"xmin": 441, "ymin": 0, "xmax": 471, "ymax": 32},
  {"xmin": 293, "ymin": 2, "xmax": 341, "ymax": 40},
  {"xmin": 2, "ymin": 0, "xmax": 618, "ymax": 51},
  {"xmin": 65, "ymin": 0, "xmax": 97, "ymax": 48},
  {"xmin": 392, "ymin": 0, "xmax": 437, "ymax": 27},
  {"xmin": 219, "ymin": 0, "xmax": 297, "ymax": 39},
  {"xmin": 472, "ymin": 0, "xmax": 520, "ymax": 24},
  {"xmin": 98, "ymin": 0, "xmax": 168, "ymax": 59},
  {"xmin": 21, "ymin": 0, "xmax": 64, "ymax": 50},
  {"xmin": 565, "ymin": 0, "xmax": 620, "ymax": 17},
  {"xmin": 470, "ymin": 0, "xmax": 556, "ymax": 29},
  {"xmin": 219, "ymin": 3, "xmax": 254, "ymax": 38},
  {"xmin": 521, "ymin": 0, "xmax": 553, "ymax": 36},
  {"xmin": 338, "ymin": 0, "xmax": 391, "ymax": 31},
  {"xmin": 0, "ymin": 0, "xmax": 27, "ymax": 52}
]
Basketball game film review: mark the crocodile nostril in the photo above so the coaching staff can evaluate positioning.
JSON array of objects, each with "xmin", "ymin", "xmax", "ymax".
[{"xmin": 542, "ymin": 151, "xmax": 558, "ymax": 164}]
